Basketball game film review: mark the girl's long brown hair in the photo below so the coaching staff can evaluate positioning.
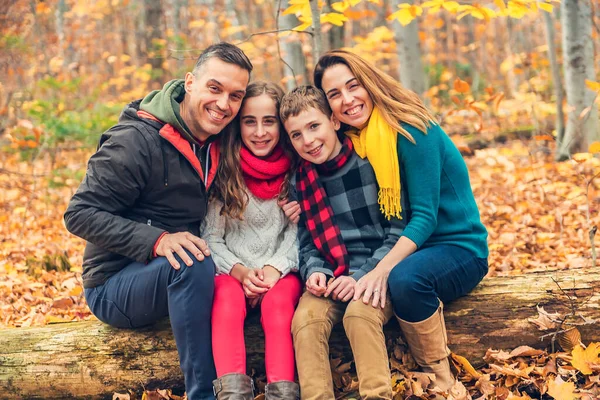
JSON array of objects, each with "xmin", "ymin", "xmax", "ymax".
[
  {"xmin": 211, "ymin": 81, "xmax": 296, "ymax": 220},
  {"xmin": 313, "ymin": 49, "xmax": 436, "ymax": 143}
]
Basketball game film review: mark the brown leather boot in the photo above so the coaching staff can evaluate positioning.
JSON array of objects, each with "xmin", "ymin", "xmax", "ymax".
[
  {"xmin": 396, "ymin": 302, "xmax": 455, "ymax": 393},
  {"xmin": 212, "ymin": 373, "xmax": 254, "ymax": 400},
  {"xmin": 265, "ymin": 380, "xmax": 300, "ymax": 400}
]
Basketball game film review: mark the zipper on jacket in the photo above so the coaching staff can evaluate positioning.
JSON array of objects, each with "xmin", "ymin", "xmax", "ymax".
[
  {"xmin": 160, "ymin": 142, "xmax": 168, "ymax": 186},
  {"xmin": 205, "ymin": 143, "xmax": 212, "ymax": 179}
]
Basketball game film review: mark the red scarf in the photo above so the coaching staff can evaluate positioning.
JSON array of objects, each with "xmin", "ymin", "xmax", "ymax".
[
  {"xmin": 240, "ymin": 145, "xmax": 291, "ymax": 200},
  {"xmin": 296, "ymin": 136, "xmax": 354, "ymax": 277}
]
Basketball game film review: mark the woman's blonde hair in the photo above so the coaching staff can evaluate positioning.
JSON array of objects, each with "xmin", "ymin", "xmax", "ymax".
[
  {"xmin": 211, "ymin": 81, "xmax": 294, "ymax": 220},
  {"xmin": 313, "ymin": 49, "xmax": 436, "ymax": 143}
]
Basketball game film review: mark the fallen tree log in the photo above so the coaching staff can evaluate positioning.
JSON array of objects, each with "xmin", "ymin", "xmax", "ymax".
[{"xmin": 1, "ymin": 267, "xmax": 598, "ymax": 399}]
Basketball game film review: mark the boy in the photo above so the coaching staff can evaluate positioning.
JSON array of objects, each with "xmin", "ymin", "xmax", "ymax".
[{"xmin": 279, "ymin": 86, "xmax": 406, "ymax": 400}]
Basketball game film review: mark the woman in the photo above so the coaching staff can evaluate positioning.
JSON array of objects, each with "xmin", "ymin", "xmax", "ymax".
[{"xmin": 311, "ymin": 50, "xmax": 489, "ymax": 394}]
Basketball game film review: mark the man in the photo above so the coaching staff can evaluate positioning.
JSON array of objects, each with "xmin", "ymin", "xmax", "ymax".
[{"xmin": 64, "ymin": 42, "xmax": 252, "ymax": 400}]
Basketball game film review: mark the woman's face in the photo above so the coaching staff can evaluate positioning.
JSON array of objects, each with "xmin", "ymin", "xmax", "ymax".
[
  {"xmin": 320, "ymin": 63, "xmax": 374, "ymax": 129},
  {"xmin": 239, "ymin": 94, "xmax": 280, "ymax": 158}
]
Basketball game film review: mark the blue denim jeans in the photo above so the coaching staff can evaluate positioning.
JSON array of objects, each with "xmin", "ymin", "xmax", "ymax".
[
  {"xmin": 84, "ymin": 252, "xmax": 217, "ymax": 400},
  {"xmin": 387, "ymin": 245, "xmax": 488, "ymax": 322}
]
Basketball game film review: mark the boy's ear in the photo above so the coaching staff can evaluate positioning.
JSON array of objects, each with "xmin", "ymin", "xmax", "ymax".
[{"xmin": 330, "ymin": 114, "xmax": 341, "ymax": 130}]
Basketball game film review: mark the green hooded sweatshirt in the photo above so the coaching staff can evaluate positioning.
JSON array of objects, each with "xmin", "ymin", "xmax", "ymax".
[{"xmin": 139, "ymin": 79, "xmax": 200, "ymax": 145}]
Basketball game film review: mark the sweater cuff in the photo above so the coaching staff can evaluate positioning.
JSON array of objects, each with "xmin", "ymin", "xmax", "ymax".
[
  {"xmin": 152, "ymin": 231, "xmax": 169, "ymax": 258},
  {"xmin": 350, "ymin": 269, "xmax": 367, "ymax": 281}
]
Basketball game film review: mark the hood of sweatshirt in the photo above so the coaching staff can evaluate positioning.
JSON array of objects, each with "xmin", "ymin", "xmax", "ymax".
[{"xmin": 139, "ymin": 79, "xmax": 200, "ymax": 145}]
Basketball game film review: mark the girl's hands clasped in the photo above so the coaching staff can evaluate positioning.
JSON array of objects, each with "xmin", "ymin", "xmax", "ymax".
[
  {"xmin": 353, "ymin": 266, "xmax": 391, "ymax": 309},
  {"xmin": 231, "ymin": 263, "xmax": 270, "ymax": 299}
]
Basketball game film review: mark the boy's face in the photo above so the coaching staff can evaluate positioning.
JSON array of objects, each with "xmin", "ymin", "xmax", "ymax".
[{"xmin": 284, "ymin": 107, "xmax": 342, "ymax": 164}]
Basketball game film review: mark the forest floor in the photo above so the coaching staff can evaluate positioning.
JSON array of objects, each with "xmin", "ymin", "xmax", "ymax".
[{"xmin": 1, "ymin": 138, "xmax": 599, "ymax": 399}]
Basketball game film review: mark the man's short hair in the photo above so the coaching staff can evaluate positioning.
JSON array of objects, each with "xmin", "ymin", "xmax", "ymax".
[
  {"xmin": 192, "ymin": 42, "xmax": 253, "ymax": 75},
  {"xmin": 280, "ymin": 85, "xmax": 332, "ymax": 124}
]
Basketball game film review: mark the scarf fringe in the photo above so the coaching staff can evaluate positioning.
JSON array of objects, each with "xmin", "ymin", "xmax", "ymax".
[{"xmin": 378, "ymin": 188, "xmax": 403, "ymax": 220}]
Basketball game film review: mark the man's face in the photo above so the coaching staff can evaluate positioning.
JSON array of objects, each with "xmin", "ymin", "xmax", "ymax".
[{"xmin": 183, "ymin": 57, "xmax": 250, "ymax": 142}]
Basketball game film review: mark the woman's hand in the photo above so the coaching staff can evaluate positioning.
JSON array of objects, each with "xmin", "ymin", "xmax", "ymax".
[
  {"xmin": 306, "ymin": 272, "xmax": 328, "ymax": 297},
  {"xmin": 278, "ymin": 199, "xmax": 301, "ymax": 224},
  {"xmin": 262, "ymin": 265, "xmax": 282, "ymax": 288},
  {"xmin": 353, "ymin": 266, "xmax": 392, "ymax": 308},
  {"xmin": 324, "ymin": 275, "xmax": 355, "ymax": 302}
]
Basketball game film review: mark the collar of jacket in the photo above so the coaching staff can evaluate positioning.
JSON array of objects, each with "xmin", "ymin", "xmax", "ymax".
[{"xmin": 137, "ymin": 110, "xmax": 220, "ymax": 189}]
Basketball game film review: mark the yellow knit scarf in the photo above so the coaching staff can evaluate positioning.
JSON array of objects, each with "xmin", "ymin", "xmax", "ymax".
[{"xmin": 346, "ymin": 106, "xmax": 402, "ymax": 220}]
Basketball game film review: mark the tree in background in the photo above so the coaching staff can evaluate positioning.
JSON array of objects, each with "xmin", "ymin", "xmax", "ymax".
[{"xmin": 557, "ymin": 0, "xmax": 599, "ymax": 160}]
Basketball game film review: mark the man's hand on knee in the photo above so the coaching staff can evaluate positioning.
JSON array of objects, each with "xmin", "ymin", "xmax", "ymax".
[{"xmin": 155, "ymin": 232, "xmax": 211, "ymax": 270}]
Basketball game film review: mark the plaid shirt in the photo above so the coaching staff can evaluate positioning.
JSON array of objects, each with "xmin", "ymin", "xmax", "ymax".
[{"xmin": 295, "ymin": 152, "xmax": 408, "ymax": 281}]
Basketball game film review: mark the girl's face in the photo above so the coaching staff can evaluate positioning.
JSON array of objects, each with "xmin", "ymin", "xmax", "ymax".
[
  {"xmin": 239, "ymin": 94, "xmax": 280, "ymax": 158},
  {"xmin": 320, "ymin": 63, "xmax": 374, "ymax": 129}
]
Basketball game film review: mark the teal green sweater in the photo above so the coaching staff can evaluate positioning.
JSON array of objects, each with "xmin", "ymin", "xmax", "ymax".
[{"xmin": 397, "ymin": 123, "xmax": 488, "ymax": 258}]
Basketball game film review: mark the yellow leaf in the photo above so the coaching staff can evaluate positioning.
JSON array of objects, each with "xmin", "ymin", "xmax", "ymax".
[
  {"xmin": 321, "ymin": 12, "xmax": 348, "ymax": 26},
  {"xmin": 589, "ymin": 142, "xmax": 600, "ymax": 154},
  {"xmin": 291, "ymin": 14, "xmax": 313, "ymax": 31},
  {"xmin": 547, "ymin": 376, "xmax": 577, "ymax": 400},
  {"xmin": 585, "ymin": 79, "xmax": 600, "ymax": 92},
  {"xmin": 539, "ymin": 2, "xmax": 554, "ymax": 13},
  {"xmin": 572, "ymin": 153, "xmax": 592, "ymax": 163},
  {"xmin": 388, "ymin": 8, "xmax": 419, "ymax": 26},
  {"xmin": 332, "ymin": 1, "xmax": 349, "ymax": 12},
  {"xmin": 506, "ymin": 1, "xmax": 529, "ymax": 18},
  {"xmin": 571, "ymin": 343, "xmax": 600, "ymax": 375},
  {"xmin": 451, "ymin": 353, "xmax": 481, "ymax": 378},
  {"xmin": 494, "ymin": 0, "xmax": 506, "ymax": 10},
  {"xmin": 442, "ymin": 1, "xmax": 460, "ymax": 12},
  {"xmin": 69, "ymin": 286, "xmax": 83, "ymax": 296},
  {"xmin": 283, "ymin": 0, "xmax": 310, "ymax": 16}
]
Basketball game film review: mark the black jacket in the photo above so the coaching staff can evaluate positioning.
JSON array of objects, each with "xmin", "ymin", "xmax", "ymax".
[{"xmin": 64, "ymin": 101, "xmax": 219, "ymax": 288}]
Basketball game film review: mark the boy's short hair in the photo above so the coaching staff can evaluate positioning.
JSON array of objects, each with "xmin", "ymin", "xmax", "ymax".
[{"xmin": 280, "ymin": 85, "xmax": 332, "ymax": 124}]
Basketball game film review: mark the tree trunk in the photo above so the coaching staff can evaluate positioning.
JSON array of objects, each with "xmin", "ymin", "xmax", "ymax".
[
  {"xmin": 1, "ymin": 267, "xmax": 599, "ymax": 399},
  {"xmin": 144, "ymin": 0, "xmax": 165, "ymax": 88},
  {"xmin": 391, "ymin": 0, "xmax": 426, "ymax": 96},
  {"xmin": 278, "ymin": 0, "xmax": 309, "ymax": 90},
  {"xmin": 309, "ymin": 0, "xmax": 323, "ymax": 62},
  {"xmin": 503, "ymin": 18, "xmax": 518, "ymax": 98},
  {"xmin": 543, "ymin": 8, "xmax": 566, "ymax": 145},
  {"xmin": 557, "ymin": 0, "xmax": 599, "ymax": 160},
  {"xmin": 54, "ymin": 0, "xmax": 67, "ymax": 62},
  {"xmin": 324, "ymin": 0, "xmax": 344, "ymax": 52}
]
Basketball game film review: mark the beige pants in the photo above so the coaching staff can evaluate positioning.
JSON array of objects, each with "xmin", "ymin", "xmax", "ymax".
[{"xmin": 291, "ymin": 291, "xmax": 394, "ymax": 400}]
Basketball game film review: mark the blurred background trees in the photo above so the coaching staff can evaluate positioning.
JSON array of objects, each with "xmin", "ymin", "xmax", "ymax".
[{"xmin": 1, "ymin": 0, "xmax": 599, "ymax": 159}]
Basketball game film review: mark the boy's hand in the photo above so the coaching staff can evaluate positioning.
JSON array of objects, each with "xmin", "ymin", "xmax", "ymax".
[
  {"xmin": 306, "ymin": 272, "xmax": 328, "ymax": 297},
  {"xmin": 262, "ymin": 265, "xmax": 282, "ymax": 288},
  {"xmin": 278, "ymin": 199, "xmax": 301, "ymax": 224},
  {"xmin": 325, "ymin": 276, "xmax": 355, "ymax": 302}
]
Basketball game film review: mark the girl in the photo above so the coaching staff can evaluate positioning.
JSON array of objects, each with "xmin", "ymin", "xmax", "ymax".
[
  {"xmin": 204, "ymin": 81, "xmax": 301, "ymax": 400},
  {"xmin": 312, "ymin": 50, "xmax": 489, "ymax": 395}
]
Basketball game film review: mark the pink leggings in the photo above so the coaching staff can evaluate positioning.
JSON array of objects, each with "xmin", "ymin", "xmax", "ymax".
[{"xmin": 212, "ymin": 273, "xmax": 302, "ymax": 383}]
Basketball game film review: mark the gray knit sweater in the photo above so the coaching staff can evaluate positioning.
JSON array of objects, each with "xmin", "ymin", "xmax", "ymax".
[{"xmin": 203, "ymin": 191, "xmax": 299, "ymax": 277}]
